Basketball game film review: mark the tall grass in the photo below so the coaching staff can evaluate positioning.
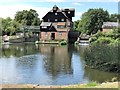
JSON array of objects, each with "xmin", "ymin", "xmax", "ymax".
[{"xmin": 83, "ymin": 44, "xmax": 119, "ymax": 72}]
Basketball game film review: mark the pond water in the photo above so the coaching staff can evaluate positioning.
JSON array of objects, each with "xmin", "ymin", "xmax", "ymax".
[{"xmin": 0, "ymin": 43, "xmax": 117, "ymax": 85}]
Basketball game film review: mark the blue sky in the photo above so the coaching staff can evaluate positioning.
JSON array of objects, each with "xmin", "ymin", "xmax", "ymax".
[{"xmin": 0, "ymin": 1, "xmax": 118, "ymax": 21}]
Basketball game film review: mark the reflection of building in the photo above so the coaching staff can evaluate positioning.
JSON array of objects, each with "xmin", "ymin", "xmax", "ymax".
[
  {"xmin": 84, "ymin": 67, "xmax": 116, "ymax": 83},
  {"xmin": 102, "ymin": 22, "xmax": 118, "ymax": 33},
  {"xmin": 40, "ymin": 5, "xmax": 75, "ymax": 41},
  {"xmin": 39, "ymin": 45, "xmax": 73, "ymax": 77}
]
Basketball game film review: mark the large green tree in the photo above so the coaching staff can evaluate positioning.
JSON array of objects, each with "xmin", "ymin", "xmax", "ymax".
[
  {"xmin": 77, "ymin": 8, "xmax": 109, "ymax": 35},
  {"xmin": 14, "ymin": 9, "xmax": 40, "ymax": 26},
  {"xmin": 109, "ymin": 14, "xmax": 120, "ymax": 22},
  {"xmin": 73, "ymin": 20, "xmax": 80, "ymax": 31},
  {"xmin": 1, "ymin": 17, "xmax": 20, "ymax": 35},
  {"xmin": 1, "ymin": 17, "xmax": 13, "ymax": 35}
]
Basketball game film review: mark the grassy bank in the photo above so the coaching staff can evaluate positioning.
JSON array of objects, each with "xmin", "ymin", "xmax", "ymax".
[
  {"xmin": 85, "ymin": 28, "xmax": 120, "ymax": 73},
  {"xmin": 1, "ymin": 82, "xmax": 119, "ymax": 88},
  {"xmin": 83, "ymin": 44, "xmax": 119, "ymax": 73}
]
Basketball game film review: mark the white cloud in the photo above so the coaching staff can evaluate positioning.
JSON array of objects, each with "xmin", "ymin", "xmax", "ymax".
[
  {"xmin": 45, "ymin": 0, "xmax": 65, "ymax": 2},
  {"xmin": 72, "ymin": 2, "xmax": 84, "ymax": 6},
  {"xmin": 0, "ymin": 4, "xmax": 50, "ymax": 19},
  {"xmin": 73, "ymin": 12, "xmax": 83, "ymax": 21},
  {"xmin": 76, "ymin": 12, "xmax": 83, "ymax": 16}
]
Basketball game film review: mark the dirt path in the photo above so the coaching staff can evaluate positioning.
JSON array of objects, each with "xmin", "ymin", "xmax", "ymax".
[{"xmin": 0, "ymin": 82, "xmax": 119, "ymax": 88}]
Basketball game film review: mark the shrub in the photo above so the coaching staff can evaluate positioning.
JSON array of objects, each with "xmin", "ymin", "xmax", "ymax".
[
  {"xmin": 83, "ymin": 44, "xmax": 119, "ymax": 72},
  {"xmin": 89, "ymin": 36, "xmax": 97, "ymax": 43},
  {"xmin": 95, "ymin": 37, "xmax": 114, "ymax": 44},
  {"xmin": 59, "ymin": 40, "xmax": 67, "ymax": 45},
  {"xmin": 92, "ymin": 31, "xmax": 105, "ymax": 38}
]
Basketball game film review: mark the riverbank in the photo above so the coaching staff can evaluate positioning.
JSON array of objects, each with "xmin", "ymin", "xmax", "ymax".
[{"xmin": 0, "ymin": 82, "xmax": 119, "ymax": 88}]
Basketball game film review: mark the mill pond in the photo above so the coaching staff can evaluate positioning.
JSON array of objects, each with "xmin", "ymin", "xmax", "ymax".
[{"xmin": 0, "ymin": 43, "xmax": 118, "ymax": 85}]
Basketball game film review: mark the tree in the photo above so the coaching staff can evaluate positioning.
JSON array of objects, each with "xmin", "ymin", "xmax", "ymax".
[
  {"xmin": 73, "ymin": 20, "xmax": 80, "ymax": 31},
  {"xmin": 14, "ymin": 9, "xmax": 40, "ymax": 26},
  {"xmin": 109, "ymin": 14, "xmax": 120, "ymax": 22},
  {"xmin": 1, "ymin": 17, "xmax": 20, "ymax": 35},
  {"xmin": 77, "ymin": 8, "xmax": 109, "ymax": 35},
  {"xmin": 2, "ymin": 17, "xmax": 12, "ymax": 35}
]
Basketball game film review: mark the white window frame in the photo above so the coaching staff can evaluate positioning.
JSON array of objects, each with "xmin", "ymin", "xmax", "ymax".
[
  {"xmin": 61, "ymin": 19, "xmax": 64, "ymax": 21},
  {"xmin": 68, "ymin": 11, "xmax": 70, "ymax": 14},
  {"xmin": 42, "ymin": 26, "xmax": 47, "ymax": 29},
  {"xmin": 55, "ymin": 13, "xmax": 57, "ymax": 15},
  {"xmin": 55, "ymin": 19, "xmax": 57, "ymax": 22}
]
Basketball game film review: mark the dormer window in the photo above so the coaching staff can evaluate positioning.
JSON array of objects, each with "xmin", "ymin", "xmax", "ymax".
[
  {"xmin": 55, "ymin": 19, "xmax": 57, "ymax": 22},
  {"xmin": 55, "ymin": 13, "xmax": 57, "ymax": 15}
]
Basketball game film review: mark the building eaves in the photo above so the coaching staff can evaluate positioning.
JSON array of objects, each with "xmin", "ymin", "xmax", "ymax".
[{"xmin": 40, "ymin": 22, "xmax": 52, "ymax": 26}]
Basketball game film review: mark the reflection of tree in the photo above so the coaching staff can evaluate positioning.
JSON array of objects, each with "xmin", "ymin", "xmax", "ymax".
[
  {"xmin": 39, "ymin": 45, "xmax": 73, "ymax": 78},
  {"xmin": 1, "ymin": 43, "xmax": 39, "ymax": 57},
  {"xmin": 84, "ymin": 67, "xmax": 117, "ymax": 83}
]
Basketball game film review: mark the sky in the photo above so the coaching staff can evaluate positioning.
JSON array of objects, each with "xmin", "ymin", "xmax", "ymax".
[{"xmin": 0, "ymin": 0, "xmax": 119, "ymax": 21}]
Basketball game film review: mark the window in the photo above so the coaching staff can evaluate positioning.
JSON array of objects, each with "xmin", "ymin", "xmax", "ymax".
[
  {"xmin": 68, "ymin": 11, "xmax": 70, "ymax": 14},
  {"xmin": 58, "ymin": 32, "xmax": 62, "ymax": 36},
  {"xmin": 48, "ymin": 19, "xmax": 50, "ymax": 22},
  {"xmin": 45, "ymin": 32, "xmax": 47, "ymax": 36},
  {"xmin": 61, "ymin": 19, "xmax": 64, "ymax": 21},
  {"xmin": 55, "ymin": 13, "xmax": 57, "ymax": 15},
  {"xmin": 55, "ymin": 19, "xmax": 57, "ymax": 22},
  {"xmin": 42, "ymin": 26, "xmax": 47, "ymax": 28},
  {"xmin": 57, "ymin": 25, "xmax": 65, "ymax": 29}
]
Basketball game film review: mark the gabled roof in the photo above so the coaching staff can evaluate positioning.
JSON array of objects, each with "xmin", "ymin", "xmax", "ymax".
[
  {"xmin": 42, "ymin": 5, "xmax": 61, "ymax": 19},
  {"xmin": 102, "ymin": 22, "xmax": 119, "ymax": 29},
  {"xmin": 49, "ymin": 5, "xmax": 61, "ymax": 12},
  {"xmin": 42, "ymin": 5, "xmax": 73, "ymax": 22}
]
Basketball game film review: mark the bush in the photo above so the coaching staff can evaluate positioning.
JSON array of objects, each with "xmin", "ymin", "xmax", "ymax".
[
  {"xmin": 92, "ymin": 31, "xmax": 105, "ymax": 38},
  {"xmin": 83, "ymin": 44, "xmax": 119, "ymax": 72},
  {"xmin": 59, "ymin": 40, "xmax": 67, "ymax": 45},
  {"xmin": 95, "ymin": 37, "xmax": 114, "ymax": 44},
  {"xmin": 89, "ymin": 36, "xmax": 97, "ymax": 43}
]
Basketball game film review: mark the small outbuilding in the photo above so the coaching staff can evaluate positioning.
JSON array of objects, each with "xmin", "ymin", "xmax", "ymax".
[{"xmin": 102, "ymin": 22, "xmax": 119, "ymax": 33}]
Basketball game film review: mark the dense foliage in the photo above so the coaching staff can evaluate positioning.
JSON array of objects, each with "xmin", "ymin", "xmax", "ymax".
[
  {"xmin": 1, "ymin": 9, "xmax": 40, "ymax": 36},
  {"xmin": 83, "ymin": 44, "xmax": 119, "ymax": 72},
  {"xmin": 14, "ymin": 9, "xmax": 40, "ymax": 26},
  {"xmin": 89, "ymin": 28, "xmax": 120, "ymax": 44},
  {"xmin": 74, "ymin": 8, "xmax": 119, "ymax": 35}
]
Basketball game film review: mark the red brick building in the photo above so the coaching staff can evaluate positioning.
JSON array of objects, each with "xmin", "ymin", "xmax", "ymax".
[
  {"xmin": 102, "ymin": 22, "xmax": 118, "ymax": 33},
  {"xmin": 40, "ymin": 5, "xmax": 75, "ymax": 41}
]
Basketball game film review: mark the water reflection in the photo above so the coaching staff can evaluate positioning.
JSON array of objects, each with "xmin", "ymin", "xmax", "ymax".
[
  {"xmin": 0, "ymin": 43, "xmax": 117, "ymax": 85},
  {"xmin": 39, "ymin": 45, "xmax": 73, "ymax": 77},
  {"xmin": 2, "ymin": 43, "xmax": 39, "ymax": 57}
]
